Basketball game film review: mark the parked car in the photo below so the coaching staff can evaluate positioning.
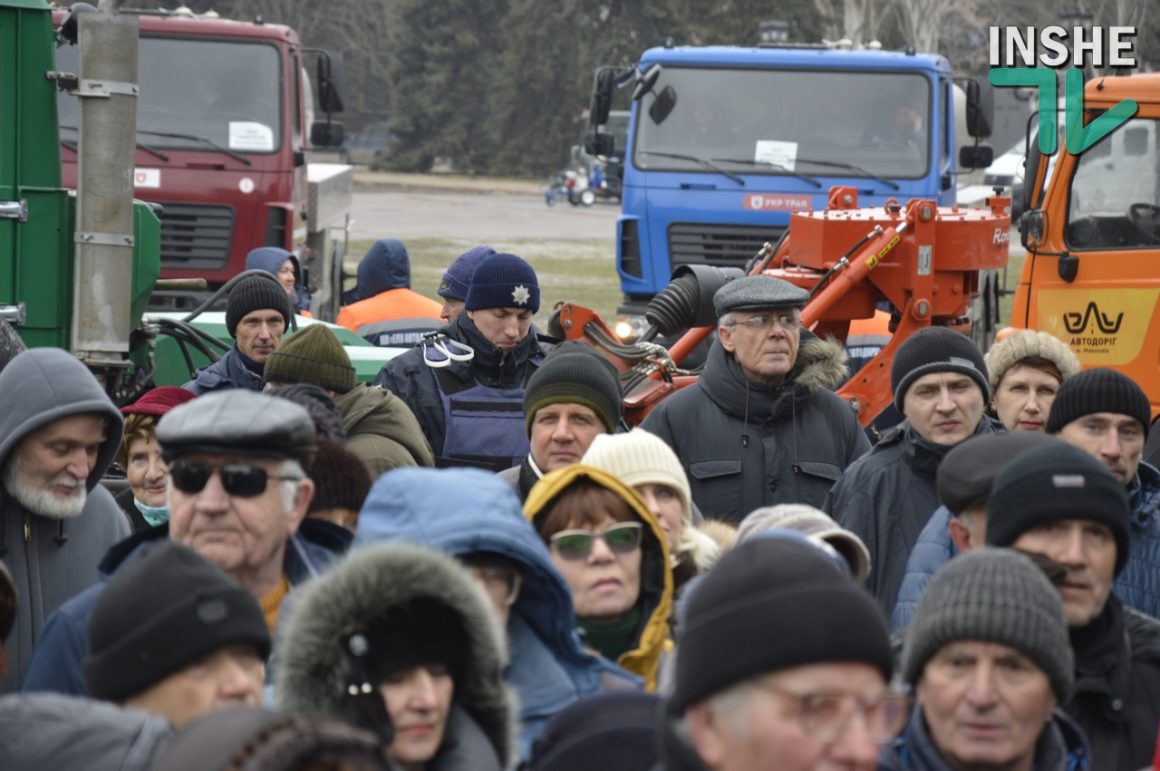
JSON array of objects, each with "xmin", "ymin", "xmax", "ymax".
[{"xmin": 342, "ymin": 121, "xmax": 393, "ymax": 166}]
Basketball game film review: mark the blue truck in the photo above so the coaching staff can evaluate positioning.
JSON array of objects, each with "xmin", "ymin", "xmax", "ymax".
[{"xmin": 586, "ymin": 43, "xmax": 993, "ymax": 338}]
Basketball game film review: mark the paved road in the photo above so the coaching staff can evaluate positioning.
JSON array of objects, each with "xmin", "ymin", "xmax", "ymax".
[{"xmin": 349, "ymin": 189, "xmax": 620, "ymax": 242}]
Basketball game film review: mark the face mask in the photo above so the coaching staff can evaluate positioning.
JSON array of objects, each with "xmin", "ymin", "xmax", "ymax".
[{"xmin": 134, "ymin": 498, "xmax": 169, "ymax": 527}]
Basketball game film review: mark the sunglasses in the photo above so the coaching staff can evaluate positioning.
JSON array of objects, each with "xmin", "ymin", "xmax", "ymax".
[
  {"xmin": 550, "ymin": 522, "xmax": 643, "ymax": 561},
  {"xmin": 170, "ymin": 459, "xmax": 300, "ymax": 498}
]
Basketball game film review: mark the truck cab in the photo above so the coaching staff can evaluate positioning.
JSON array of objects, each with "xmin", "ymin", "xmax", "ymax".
[{"xmin": 1015, "ymin": 73, "xmax": 1160, "ymax": 428}]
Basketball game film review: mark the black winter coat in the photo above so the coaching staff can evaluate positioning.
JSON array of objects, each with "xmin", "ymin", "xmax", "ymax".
[
  {"xmin": 1066, "ymin": 596, "xmax": 1160, "ymax": 771},
  {"xmin": 641, "ymin": 337, "xmax": 869, "ymax": 523},
  {"xmin": 824, "ymin": 416, "xmax": 1000, "ymax": 611}
]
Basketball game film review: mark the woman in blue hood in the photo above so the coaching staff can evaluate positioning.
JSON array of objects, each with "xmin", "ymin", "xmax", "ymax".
[{"xmin": 244, "ymin": 246, "xmax": 311, "ymax": 314}]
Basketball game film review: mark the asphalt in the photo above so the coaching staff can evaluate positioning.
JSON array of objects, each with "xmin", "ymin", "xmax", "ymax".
[{"xmin": 353, "ymin": 169, "xmax": 541, "ymax": 196}]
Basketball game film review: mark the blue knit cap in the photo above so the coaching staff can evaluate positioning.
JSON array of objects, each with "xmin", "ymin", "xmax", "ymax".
[
  {"xmin": 353, "ymin": 238, "xmax": 411, "ymax": 299},
  {"xmin": 465, "ymin": 253, "xmax": 540, "ymax": 313},
  {"xmin": 438, "ymin": 246, "xmax": 496, "ymax": 301}
]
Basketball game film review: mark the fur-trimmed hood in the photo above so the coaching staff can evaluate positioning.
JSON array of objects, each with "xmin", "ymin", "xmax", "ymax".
[
  {"xmin": 523, "ymin": 464, "xmax": 674, "ymax": 690},
  {"xmin": 276, "ymin": 541, "xmax": 517, "ymax": 767},
  {"xmin": 793, "ymin": 332, "xmax": 850, "ymax": 392}
]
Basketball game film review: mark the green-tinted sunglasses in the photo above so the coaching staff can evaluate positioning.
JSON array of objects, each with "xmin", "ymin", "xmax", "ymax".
[{"xmin": 550, "ymin": 522, "xmax": 643, "ymax": 561}]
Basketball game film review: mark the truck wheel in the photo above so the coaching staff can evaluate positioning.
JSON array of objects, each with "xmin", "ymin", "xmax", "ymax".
[{"xmin": 580, "ymin": 189, "xmax": 597, "ymax": 206}]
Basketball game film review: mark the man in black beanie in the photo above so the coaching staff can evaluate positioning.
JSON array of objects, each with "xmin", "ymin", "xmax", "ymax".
[
  {"xmin": 672, "ymin": 537, "xmax": 906, "ymax": 771},
  {"xmin": 826, "ymin": 326, "xmax": 1000, "ymax": 613},
  {"xmin": 85, "ymin": 541, "xmax": 269, "ymax": 727},
  {"xmin": 1046, "ymin": 367, "xmax": 1160, "ymax": 619},
  {"xmin": 642, "ymin": 274, "xmax": 870, "ymax": 523},
  {"xmin": 185, "ymin": 273, "xmax": 292, "ymax": 394},
  {"xmin": 986, "ymin": 439, "xmax": 1160, "ymax": 771},
  {"xmin": 498, "ymin": 341, "xmax": 623, "ymax": 501}
]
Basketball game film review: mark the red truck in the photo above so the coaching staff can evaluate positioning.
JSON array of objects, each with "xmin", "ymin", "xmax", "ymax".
[{"xmin": 53, "ymin": 6, "xmax": 352, "ymax": 317}]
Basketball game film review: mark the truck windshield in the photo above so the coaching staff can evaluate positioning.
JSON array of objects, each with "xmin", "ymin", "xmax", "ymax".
[
  {"xmin": 633, "ymin": 66, "xmax": 930, "ymax": 181},
  {"xmin": 1066, "ymin": 117, "xmax": 1160, "ymax": 249},
  {"xmin": 57, "ymin": 37, "xmax": 282, "ymax": 155}
]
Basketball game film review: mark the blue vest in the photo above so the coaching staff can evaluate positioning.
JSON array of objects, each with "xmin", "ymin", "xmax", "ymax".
[{"xmin": 434, "ymin": 368, "xmax": 529, "ymax": 472}]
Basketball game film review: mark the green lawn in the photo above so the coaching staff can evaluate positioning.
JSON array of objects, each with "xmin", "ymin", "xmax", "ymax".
[{"xmin": 347, "ymin": 238, "xmax": 623, "ymax": 324}]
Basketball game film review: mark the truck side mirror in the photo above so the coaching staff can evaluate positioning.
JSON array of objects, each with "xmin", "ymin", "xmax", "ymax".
[
  {"xmin": 963, "ymin": 78, "xmax": 993, "ymax": 139},
  {"xmin": 589, "ymin": 68, "xmax": 617, "ymax": 127},
  {"xmin": 959, "ymin": 144, "xmax": 993, "ymax": 169},
  {"xmin": 310, "ymin": 50, "xmax": 345, "ymax": 114},
  {"xmin": 585, "ymin": 131, "xmax": 615, "ymax": 158},
  {"xmin": 648, "ymin": 85, "xmax": 677, "ymax": 126},
  {"xmin": 311, "ymin": 120, "xmax": 345, "ymax": 149}
]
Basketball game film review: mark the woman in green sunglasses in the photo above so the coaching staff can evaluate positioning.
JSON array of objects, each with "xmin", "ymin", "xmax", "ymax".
[{"xmin": 524, "ymin": 464, "xmax": 674, "ymax": 691}]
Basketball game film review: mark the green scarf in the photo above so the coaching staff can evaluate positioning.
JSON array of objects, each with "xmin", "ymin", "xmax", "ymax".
[{"xmin": 579, "ymin": 606, "xmax": 641, "ymax": 662}]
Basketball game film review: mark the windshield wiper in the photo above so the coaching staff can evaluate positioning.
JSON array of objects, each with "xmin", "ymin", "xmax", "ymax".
[
  {"xmin": 795, "ymin": 157, "xmax": 900, "ymax": 190},
  {"xmin": 136, "ymin": 128, "xmax": 252, "ymax": 166},
  {"xmin": 711, "ymin": 157, "xmax": 822, "ymax": 188},
  {"xmin": 59, "ymin": 124, "xmax": 170, "ymax": 163},
  {"xmin": 637, "ymin": 150, "xmax": 745, "ymax": 186}
]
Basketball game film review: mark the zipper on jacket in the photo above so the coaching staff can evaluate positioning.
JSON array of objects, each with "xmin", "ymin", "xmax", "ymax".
[{"xmin": 23, "ymin": 512, "xmax": 31, "ymax": 542}]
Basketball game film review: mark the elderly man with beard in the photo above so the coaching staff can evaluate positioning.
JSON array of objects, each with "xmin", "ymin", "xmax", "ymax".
[{"xmin": 0, "ymin": 349, "xmax": 129, "ymax": 692}]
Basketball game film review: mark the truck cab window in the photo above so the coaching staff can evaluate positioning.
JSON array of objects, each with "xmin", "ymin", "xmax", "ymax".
[{"xmin": 1066, "ymin": 118, "xmax": 1160, "ymax": 249}]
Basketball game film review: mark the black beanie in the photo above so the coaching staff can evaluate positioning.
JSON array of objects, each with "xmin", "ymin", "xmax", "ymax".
[
  {"xmin": 986, "ymin": 440, "xmax": 1131, "ymax": 575},
  {"xmin": 361, "ymin": 598, "xmax": 470, "ymax": 687},
  {"xmin": 1046, "ymin": 367, "xmax": 1152, "ymax": 438},
  {"xmin": 526, "ymin": 691, "xmax": 661, "ymax": 771},
  {"xmin": 86, "ymin": 541, "xmax": 271, "ymax": 702},
  {"xmin": 524, "ymin": 342, "xmax": 623, "ymax": 435},
  {"xmin": 671, "ymin": 537, "xmax": 892, "ymax": 713},
  {"xmin": 891, "ymin": 326, "xmax": 989, "ymax": 412},
  {"xmin": 309, "ymin": 440, "xmax": 373, "ymax": 516},
  {"xmin": 226, "ymin": 274, "xmax": 292, "ymax": 338}
]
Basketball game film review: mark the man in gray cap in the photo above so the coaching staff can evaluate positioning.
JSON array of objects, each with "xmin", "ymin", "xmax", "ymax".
[
  {"xmin": 642, "ymin": 275, "xmax": 868, "ymax": 523},
  {"xmin": 22, "ymin": 390, "xmax": 345, "ymax": 696}
]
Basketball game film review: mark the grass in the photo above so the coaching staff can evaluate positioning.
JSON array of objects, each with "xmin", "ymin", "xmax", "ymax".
[
  {"xmin": 347, "ymin": 238, "xmax": 1028, "ymax": 332},
  {"xmin": 347, "ymin": 237, "xmax": 623, "ymax": 324}
]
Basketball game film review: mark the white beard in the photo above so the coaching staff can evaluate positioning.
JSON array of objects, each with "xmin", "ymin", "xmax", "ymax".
[{"xmin": 2, "ymin": 456, "xmax": 87, "ymax": 520}]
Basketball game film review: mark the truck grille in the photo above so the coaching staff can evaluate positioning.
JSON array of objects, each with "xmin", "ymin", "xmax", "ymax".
[
  {"xmin": 157, "ymin": 203, "xmax": 235, "ymax": 271},
  {"xmin": 668, "ymin": 223, "xmax": 786, "ymax": 270}
]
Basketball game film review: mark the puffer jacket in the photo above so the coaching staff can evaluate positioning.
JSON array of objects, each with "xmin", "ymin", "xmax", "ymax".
[
  {"xmin": 336, "ymin": 383, "xmax": 435, "ymax": 476},
  {"xmin": 890, "ymin": 506, "xmax": 955, "ymax": 631},
  {"xmin": 21, "ymin": 520, "xmax": 345, "ymax": 696},
  {"xmin": 0, "ymin": 348, "xmax": 130, "ymax": 693},
  {"xmin": 1066, "ymin": 596, "xmax": 1160, "ymax": 771},
  {"xmin": 879, "ymin": 704, "xmax": 1089, "ymax": 770},
  {"xmin": 354, "ymin": 466, "xmax": 639, "ymax": 760},
  {"xmin": 0, "ymin": 692, "xmax": 173, "ymax": 771},
  {"xmin": 524, "ymin": 465, "xmax": 674, "ymax": 691},
  {"xmin": 825, "ymin": 416, "xmax": 1001, "ymax": 613},
  {"xmin": 373, "ymin": 313, "xmax": 550, "ymax": 470},
  {"xmin": 276, "ymin": 542, "xmax": 518, "ymax": 770},
  {"xmin": 183, "ymin": 346, "xmax": 264, "ymax": 394},
  {"xmin": 1115, "ymin": 460, "xmax": 1160, "ymax": 619},
  {"xmin": 641, "ymin": 336, "xmax": 869, "ymax": 523}
]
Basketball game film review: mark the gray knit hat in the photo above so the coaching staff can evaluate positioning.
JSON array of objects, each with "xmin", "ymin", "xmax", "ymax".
[
  {"xmin": 903, "ymin": 548, "xmax": 1073, "ymax": 702},
  {"xmin": 984, "ymin": 329, "xmax": 1080, "ymax": 392}
]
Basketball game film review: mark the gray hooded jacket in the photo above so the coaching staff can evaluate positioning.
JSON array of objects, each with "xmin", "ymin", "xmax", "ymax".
[
  {"xmin": 0, "ymin": 692, "xmax": 172, "ymax": 771},
  {"xmin": 0, "ymin": 349, "xmax": 129, "ymax": 692},
  {"xmin": 277, "ymin": 542, "xmax": 517, "ymax": 770}
]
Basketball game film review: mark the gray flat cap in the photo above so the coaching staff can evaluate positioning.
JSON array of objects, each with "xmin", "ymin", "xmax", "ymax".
[
  {"xmin": 713, "ymin": 275, "xmax": 809, "ymax": 318},
  {"xmin": 157, "ymin": 390, "xmax": 316, "ymax": 462},
  {"xmin": 936, "ymin": 431, "xmax": 1056, "ymax": 515}
]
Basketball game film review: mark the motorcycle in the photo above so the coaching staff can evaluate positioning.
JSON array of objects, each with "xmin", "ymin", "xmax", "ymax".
[{"xmin": 543, "ymin": 168, "xmax": 596, "ymax": 206}]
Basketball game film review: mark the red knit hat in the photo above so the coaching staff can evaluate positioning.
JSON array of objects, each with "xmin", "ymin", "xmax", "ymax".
[{"xmin": 121, "ymin": 386, "xmax": 197, "ymax": 417}]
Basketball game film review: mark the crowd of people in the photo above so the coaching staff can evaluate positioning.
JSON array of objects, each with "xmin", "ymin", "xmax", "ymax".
[{"xmin": 0, "ymin": 239, "xmax": 1158, "ymax": 771}]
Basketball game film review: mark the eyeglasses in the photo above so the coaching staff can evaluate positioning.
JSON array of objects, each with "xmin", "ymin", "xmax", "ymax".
[
  {"xmin": 170, "ymin": 459, "xmax": 301, "ymax": 498},
  {"xmin": 550, "ymin": 521, "xmax": 643, "ymax": 561},
  {"xmin": 752, "ymin": 680, "xmax": 910, "ymax": 743},
  {"xmin": 469, "ymin": 566, "xmax": 523, "ymax": 607},
  {"xmin": 727, "ymin": 312, "xmax": 800, "ymax": 330}
]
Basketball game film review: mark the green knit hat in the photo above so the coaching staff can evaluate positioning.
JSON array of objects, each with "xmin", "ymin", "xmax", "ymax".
[
  {"xmin": 264, "ymin": 325, "xmax": 357, "ymax": 394},
  {"xmin": 523, "ymin": 342, "xmax": 622, "ymax": 435}
]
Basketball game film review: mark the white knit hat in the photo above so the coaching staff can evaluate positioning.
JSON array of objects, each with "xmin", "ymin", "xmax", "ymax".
[
  {"xmin": 582, "ymin": 429, "xmax": 720, "ymax": 571},
  {"xmin": 984, "ymin": 329, "xmax": 1080, "ymax": 391}
]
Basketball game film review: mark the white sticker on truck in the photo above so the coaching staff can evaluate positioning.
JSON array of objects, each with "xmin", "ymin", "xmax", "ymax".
[
  {"xmin": 228, "ymin": 122, "xmax": 274, "ymax": 152},
  {"xmin": 754, "ymin": 140, "xmax": 799, "ymax": 171},
  {"xmin": 134, "ymin": 168, "xmax": 160, "ymax": 188}
]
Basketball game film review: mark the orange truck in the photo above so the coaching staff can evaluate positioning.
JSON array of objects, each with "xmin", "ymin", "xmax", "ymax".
[{"xmin": 1013, "ymin": 72, "xmax": 1160, "ymax": 437}]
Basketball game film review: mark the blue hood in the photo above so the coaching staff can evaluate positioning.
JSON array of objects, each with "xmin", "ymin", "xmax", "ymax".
[
  {"xmin": 353, "ymin": 238, "xmax": 411, "ymax": 299},
  {"xmin": 245, "ymin": 247, "xmax": 309, "ymax": 312},
  {"xmin": 356, "ymin": 467, "xmax": 606, "ymax": 672}
]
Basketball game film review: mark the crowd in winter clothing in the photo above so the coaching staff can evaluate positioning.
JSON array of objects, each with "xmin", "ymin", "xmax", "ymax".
[{"xmin": 3, "ymin": 242, "xmax": 1160, "ymax": 771}]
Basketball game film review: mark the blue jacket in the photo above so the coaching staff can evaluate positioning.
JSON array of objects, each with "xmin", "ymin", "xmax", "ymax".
[
  {"xmin": 890, "ymin": 506, "xmax": 956, "ymax": 631},
  {"xmin": 348, "ymin": 238, "xmax": 411, "ymax": 301},
  {"xmin": 880, "ymin": 704, "xmax": 1088, "ymax": 770},
  {"xmin": 1115, "ymin": 460, "xmax": 1160, "ymax": 619},
  {"xmin": 22, "ymin": 520, "xmax": 344, "ymax": 696},
  {"xmin": 245, "ymin": 246, "xmax": 310, "ymax": 313},
  {"xmin": 183, "ymin": 346, "xmax": 265, "ymax": 394},
  {"xmin": 354, "ymin": 466, "xmax": 639, "ymax": 760}
]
